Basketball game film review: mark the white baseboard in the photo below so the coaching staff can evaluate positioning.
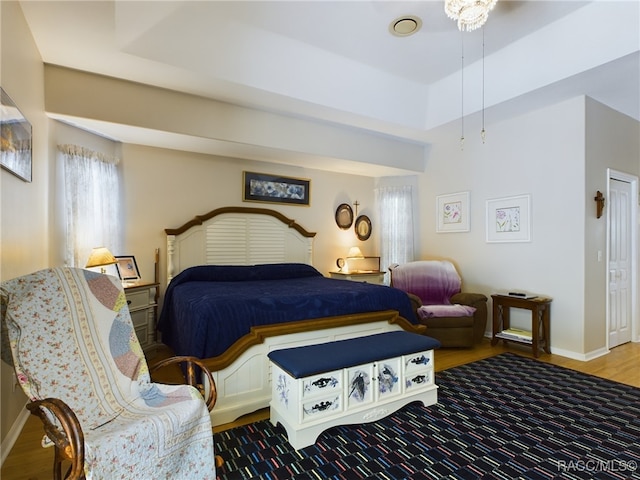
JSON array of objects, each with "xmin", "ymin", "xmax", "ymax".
[
  {"xmin": 550, "ymin": 346, "xmax": 610, "ymax": 362},
  {"xmin": 483, "ymin": 332, "xmax": 610, "ymax": 362},
  {"xmin": 1, "ymin": 407, "xmax": 30, "ymax": 466}
]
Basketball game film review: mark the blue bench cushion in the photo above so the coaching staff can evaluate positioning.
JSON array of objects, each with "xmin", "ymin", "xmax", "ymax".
[{"xmin": 268, "ymin": 331, "xmax": 440, "ymax": 378}]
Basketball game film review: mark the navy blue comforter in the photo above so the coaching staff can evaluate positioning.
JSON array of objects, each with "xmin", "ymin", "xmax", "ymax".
[{"xmin": 157, "ymin": 263, "xmax": 418, "ymax": 358}]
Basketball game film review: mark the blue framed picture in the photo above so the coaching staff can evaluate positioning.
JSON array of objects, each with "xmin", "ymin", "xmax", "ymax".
[
  {"xmin": 115, "ymin": 256, "xmax": 141, "ymax": 281},
  {"xmin": 243, "ymin": 171, "xmax": 310, "ymax": 206}
]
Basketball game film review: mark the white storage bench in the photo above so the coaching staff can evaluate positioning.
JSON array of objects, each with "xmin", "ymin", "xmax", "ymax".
[{"xmin": 267, "ymin": 331, "xmax": 440, "ymax": 450}]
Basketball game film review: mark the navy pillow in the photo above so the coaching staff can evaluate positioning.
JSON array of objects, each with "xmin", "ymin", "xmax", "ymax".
[{"xmin": 172, "ymin": 263, "xmax": 321, "ymax": 284}]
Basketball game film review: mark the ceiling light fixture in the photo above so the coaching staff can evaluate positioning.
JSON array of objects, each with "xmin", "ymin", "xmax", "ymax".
[
  {"xmin": 444, "ymin": 0, "xmax": 497, "ymax": 32},
  {"xmin": 389, "ymin": 15, "xmax": 422, "ymax": 37}
]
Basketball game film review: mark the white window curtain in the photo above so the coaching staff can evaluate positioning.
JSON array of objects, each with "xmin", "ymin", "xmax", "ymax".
[
  {"xmin": 375, "ymin": 185, "xmax": 415, "ymax": 278},
  {"xmin": 58, "ymin": 144, "xmax": 122, "ymax": 268}
]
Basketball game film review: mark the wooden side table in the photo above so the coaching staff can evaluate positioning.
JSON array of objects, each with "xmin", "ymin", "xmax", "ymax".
[{"xmin": 491, "ymin": 294, "xmax": 552, "ymax": 358}]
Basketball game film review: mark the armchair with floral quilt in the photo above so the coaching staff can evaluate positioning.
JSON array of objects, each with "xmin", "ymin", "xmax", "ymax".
[{"xmin": 1, "ymin": 267, "xmax": 220, "ymax": 479}]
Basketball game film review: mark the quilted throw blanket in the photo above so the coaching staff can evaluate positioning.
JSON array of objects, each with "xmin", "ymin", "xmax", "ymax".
[
  {"xmin": 391, "ymin": 260, "xmax": 462, "ymax": 305},
  {"xmin": 157, "ymin": 263, "xmax": 418, "ymax": 359},
  {"xmin": 1, "ymin": 268, "xmax": 215, "ymax": 479}
]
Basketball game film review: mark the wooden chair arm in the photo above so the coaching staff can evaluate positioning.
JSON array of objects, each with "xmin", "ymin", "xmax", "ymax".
[
  {"xmin": 149, "ymin": 356, "xmax": 218, "ymax": 412},
  {"xmin": 26, "ymin": 398, "xmax": 85, "ymax": 480}
]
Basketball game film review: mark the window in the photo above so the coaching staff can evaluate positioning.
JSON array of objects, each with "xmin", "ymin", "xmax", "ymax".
[
  {"xmin": 58, "ymin": 144, "xmax": 122, "ymax": 267},
  {"xmin": 375, "ymin": 185, "xmax": 414, "ymax": 277}
]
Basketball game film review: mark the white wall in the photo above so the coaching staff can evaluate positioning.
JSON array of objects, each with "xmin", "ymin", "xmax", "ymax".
[
  {"xmin": 0, "ymin": 0, "xmax": 48, "ymax": 452},
  {"xmin": 44, "ymin": 65, "xmax": 426, "ymax": 175},
  {"xmin": 584, "ymin": 98, "xmax": 640, "ymax": 352},
  {"xmin": 1, "ymin": 2, "xmax": 48, "ymax": 279},
  {"xmin": 395, "ymin": 96, "xmax": 638, "ymax": 359},
  {"xmin": 119, "ymin": 144, "xmax": 379, "ymax": 293},
  {"xmin": 414, "ymin": 98, "xmax": 588, "ymax": 356}
]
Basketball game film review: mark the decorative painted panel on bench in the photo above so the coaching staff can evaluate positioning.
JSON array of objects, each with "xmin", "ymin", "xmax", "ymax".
[
  {"xmin": 347, "ymin": 364, "xmax": 373, "ymax": 407},
  {"xmin": 302, "ymin": 370, "xmax": 341, "ymax": 397}
]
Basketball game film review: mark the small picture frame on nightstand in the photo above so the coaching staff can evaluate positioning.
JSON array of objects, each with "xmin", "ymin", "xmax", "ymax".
[{"xmin": 115, "ymin": 256, "xmax": 141, "ymax": 282}]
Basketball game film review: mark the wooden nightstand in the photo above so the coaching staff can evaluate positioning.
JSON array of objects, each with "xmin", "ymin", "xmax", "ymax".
[
  {"xmin": 329, "ymin": 271, "xmax": 386, "ymax": 285},
  {"xmin": 124, "ymin": 282, "xmax": 159, "ymax": 352}
]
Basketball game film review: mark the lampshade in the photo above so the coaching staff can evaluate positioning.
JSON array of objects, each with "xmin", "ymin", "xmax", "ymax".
[
  {"xmin": 444, "ymin": 0, "xmax": 497, "ymax": 31},
  {"xmin": 347, "ymin": 246, "xmax": 364, "ymax": 259},
  {"xmin": 85, "ymin": 247, "xmax": 117, "ymax": 270}
]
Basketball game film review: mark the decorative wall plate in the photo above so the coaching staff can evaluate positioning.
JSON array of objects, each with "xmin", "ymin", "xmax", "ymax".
[
  {"xmin": 335, "ymin": 203, "xmax": 354, "ymax": 229},
  {"xmin": 355, "ymin": 215, "xmax": 372, "ymax": 241}
]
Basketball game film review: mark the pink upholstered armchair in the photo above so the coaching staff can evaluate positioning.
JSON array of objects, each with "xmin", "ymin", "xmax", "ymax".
[{"xmin": 389, "ymin": 260, "xmax": 487, "ymax": 347}]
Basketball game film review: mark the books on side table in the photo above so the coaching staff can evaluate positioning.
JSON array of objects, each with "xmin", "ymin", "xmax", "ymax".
[{"xmin": 495, "ymin": 328, "xmax": 533, "ymax": 344}]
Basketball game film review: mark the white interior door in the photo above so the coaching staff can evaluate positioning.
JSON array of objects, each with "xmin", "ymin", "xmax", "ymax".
[{"xmin": 608, "ymin": 178, "xmax": 633, "ymax": 347}]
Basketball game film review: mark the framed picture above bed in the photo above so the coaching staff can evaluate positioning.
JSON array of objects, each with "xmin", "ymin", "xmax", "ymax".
[{"xmin": 243, "ymin": 171, "xmax": 310, "ymax": 206}]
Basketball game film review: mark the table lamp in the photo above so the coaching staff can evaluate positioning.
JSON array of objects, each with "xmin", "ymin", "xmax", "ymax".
[
  {"xmin": 85, "ymin": 247, "xmax": 117, "ymax": 274},
  {"xmin": 344, "ymin": 246, "xmax": 365, "ymax": 273}
]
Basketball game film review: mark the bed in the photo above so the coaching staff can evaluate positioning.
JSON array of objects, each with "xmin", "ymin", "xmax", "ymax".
[{"xmin": 161, "ymin": 206, "xmax": 425, "ymax": 426}]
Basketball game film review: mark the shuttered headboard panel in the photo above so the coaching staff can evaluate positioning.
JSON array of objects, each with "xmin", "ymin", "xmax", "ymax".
[{"xmin": 165, "ymin": 206, "xmax": 316, "ymax": 281}]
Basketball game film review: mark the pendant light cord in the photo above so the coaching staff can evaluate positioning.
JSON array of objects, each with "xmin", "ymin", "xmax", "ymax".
[
  {"xmin": 460, "ymin": 31, "xmax": 465, "ymax": 150},
  {"xmin": 481, "ymin": 27, "xmax": 486, "ymax": 143}
]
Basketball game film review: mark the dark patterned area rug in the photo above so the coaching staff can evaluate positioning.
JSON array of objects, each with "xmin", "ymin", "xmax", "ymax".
[{"xmin": 214, "ymin": 353, "xmax": 640, "ymax": 479}]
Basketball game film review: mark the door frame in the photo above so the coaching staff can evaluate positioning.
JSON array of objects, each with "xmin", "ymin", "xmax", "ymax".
[{"xmin": 606, "ymin": 168, "xmax": 639, "ymax": 347}]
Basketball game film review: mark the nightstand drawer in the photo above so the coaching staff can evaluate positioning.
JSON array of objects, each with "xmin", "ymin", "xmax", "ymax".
[
  {"xmin": 124, "ymin": 283, "xmax": 159, "ymax": 352},
  {"xmin": 130, "ymin": 309, "xmax": 149, "ymax": 327},
  {"xmin": 134, "ymin": 324, "xmax": 149, "ymax": 347},
  {"xmin": 126, "ymin": 289, "xmax": 152, "ymax": 310}
]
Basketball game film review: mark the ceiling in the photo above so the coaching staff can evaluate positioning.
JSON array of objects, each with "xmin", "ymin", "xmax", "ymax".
[{"xmin": 19, "ymin": 1, "xmax": 640, "ymax": 176}]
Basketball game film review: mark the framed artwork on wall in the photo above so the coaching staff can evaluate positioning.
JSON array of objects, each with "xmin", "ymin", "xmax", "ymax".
[
  {"xmin": 354, "ymin": 215, "xmax": 372, "ymax": 241},
  {"xmin": 243, "ymin": 171, "xmax": 310, "ymax": 206},
  {"xmin": 436, "ymin": 191, "xmax": 470, "ymax": 233},
  {"xmin": 486, "ymin": 194, "xmax": 531, "ymax": 243},
  {"xmin": 115, "ymin": 256, "xmax": 141, "ymax": 281},
  {"xmin": 335, "ymin": 203, "xmax": 354, "ymax": 229},
  {"xmin": 0, "ymin": 87, "xmax": 32, "ymax": 182}
]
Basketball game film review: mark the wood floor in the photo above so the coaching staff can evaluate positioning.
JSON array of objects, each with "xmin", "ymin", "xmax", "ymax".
[{"xmin": 2, "ymin": 339, "xmax": 639, "ymax": 480}]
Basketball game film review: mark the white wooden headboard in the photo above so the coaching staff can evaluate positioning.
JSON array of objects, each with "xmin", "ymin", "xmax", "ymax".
[{"xmin": 165, "ymin": 206, "xmax": 316, "ymax": 281}]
